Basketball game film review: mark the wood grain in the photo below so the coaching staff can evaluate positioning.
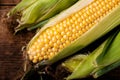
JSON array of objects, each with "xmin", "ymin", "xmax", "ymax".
[
  {"xmin": 0, "ymin": 1, "xmax": 35, "ymax": 79},
  {"xmin": 0, "ymin": 0, "xmax": 120, "ymax": 80}
]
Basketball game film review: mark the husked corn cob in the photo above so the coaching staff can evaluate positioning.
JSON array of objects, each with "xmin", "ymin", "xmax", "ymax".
[{"xmin": 27, "ymin": 0, "xmax": 120, "ymax": 63}]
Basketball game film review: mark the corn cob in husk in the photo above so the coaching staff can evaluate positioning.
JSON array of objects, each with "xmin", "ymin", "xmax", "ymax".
[
  {"xmin": 62, "ymin": 27, "xmax": 120, "ymax": 80},
  {"xmin": 26, "ymin": 0, "xmax": 120, "ymax": 65},
  {"xmin": 7, "ymin": 0, "xmax": 78, "ymax": 32}
]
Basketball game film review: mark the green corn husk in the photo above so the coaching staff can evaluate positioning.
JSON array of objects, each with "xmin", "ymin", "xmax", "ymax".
[
  {"xmin": 66, "ymin": 27, "xmax": 120, "ymax": 80},
  {"xmin": 93, "ymin": 60, "xmax": 120, "ymax": 78},
  {"xmin": 62, "ymin": 54, "xmax": 88, "ymax": 72},
  {"xmin": 92, "ymin": 27, "xmax": 120, "ymax": 78},
  {"xmin": 66, "ymin": 39, "xmax": 108, "ymax": 79},
  {"xmin": 7, "ymin": 0, "xmax": 37, "ymax": 16},
  {"xmin": 8, "ymin": 0, "xmax": 78, "ymax": 32}
]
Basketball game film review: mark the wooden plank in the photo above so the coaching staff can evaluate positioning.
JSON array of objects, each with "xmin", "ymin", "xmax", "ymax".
[
  {"xmin": 0, "ymin": 6, "xmax": 35, "ymax": 80},
  {"xmin": 0, "ymin": 0, "xmax": 20, "ymax": 5}
]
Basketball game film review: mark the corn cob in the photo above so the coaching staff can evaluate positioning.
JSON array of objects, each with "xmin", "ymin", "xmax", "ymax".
[
  {"xmin": 27, "ymin": 0, "xmax": 120, "ymax": 64},
  {"xmin": 7, "ymin": 0, "xmax": 37, "ymax": 16},
  {"xmin": 7, "ymin": 0, "xmax": 78, "ymax": 32},
  {"xmin": 66, "ymin": 27, "xmax": 120, "ymax": 79},
  {"xmin": 61, "ymin": 28, "xmax": 120, "ymax": 79},
  {"xmin": 65, "ymin": 35, "xmax": 111, "ymax": 79}
]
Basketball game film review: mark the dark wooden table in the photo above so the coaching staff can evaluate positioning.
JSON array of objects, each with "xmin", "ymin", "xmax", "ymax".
[
  {"xmin": 0, "ymin": 0, "xmax": 35, "ymax": 80},
  {"xmin": 0, "ymin": 0, "xmax": 120, "ymax": 80}
]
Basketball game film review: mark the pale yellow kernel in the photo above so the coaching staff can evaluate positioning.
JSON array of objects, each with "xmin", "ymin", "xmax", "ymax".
[
  {"xmin": 100, "ymin": 1, "xmax": 105, "ymax": 6},
  {"xmin": 74, "ymin": 21, "xmax": 78, "ymax": 25},
  {"xmin": 40, "ymin": 43, "xmax": 45, "ymax": 48},
  {"xmin": 85, "ymin": 18, "xmax": 90, "ymax": 23},
  {"xmin": 29, "ymin": 49, "xmax": 36, "ymax": 55},
  {"xmin": 77, "ymin": 18, "xmax": 82, "ymax": 22},
  {"xmin": 94, "ymin": 10, "xmax": 98, "ymax": 16},
  {"xmin": 61, "ymin": 31, "xmax": 65, "ymax": 36},
  {"xmin": 93, "ymin": 7, "xmax": 97, "ymax": 12},
  {"xmin": 52, "ymin": 48, "xmax": 57, "ymax": 52},
  {"xmin": 29, "ymin": 55, "xmax": 33, "ymax": 60},
  {"xmin": 34, "ymin": 42, "xmax": 38, "ymax": 46},
  {"xmin": 40, "ymin": 52, "xmax": 45, "ymax": 56},
  {"xmin": 53, "ymin": 31, "xmax": 58, "ymax": 35},
  {"xmin": 63, "ymin": 20, "xmax": 67, "ymax": 24},
  {"xmin": 88, "ymin": 4, "xmax": 93, "ymax": 10},
  {"xmin": 65, "ymin": 40, "xmax": 70, "ymax": 45},
  {"xmin": 89, "ymin": 8, "xmax": 93, "ymax": 14},
  {"xmin": 43, "ymin": 55, "xmax": 48, "ymax": 60},
  {"xmin": 49, "ymin": 52, "xmax": 55, "ymax": 58},
  {"xmin": 63, "ymin": 35, "xmax": 68, "ymax": 39},
  {"xmin": 54, "ymin": 43, "xmax": 58, "ymax": 48},
  {"xmin": 43, "ymin": 33, "xmax": 48, "ymax": 38},
  {"xmin": 82, "ymin": 20, "xmax": 86, "ymax": 26},
  {"xmin": 56, "ymin": 24, "xmax": 59, "ymax": 28},
  {"xmin": 69, "ymin": 36, "xmax": 74, "ymax": 41},
  {"xmin": 34, "ymin": 55, "xmax": 38, "ymax": 60},
  {"xmin": 79, "ymin": 23, "xmax": 84, "ymax": 27},
  {"xmin": 78, "ymin": 31, "xmax": 83, "ymax": 35},
  {"xmin": 36, "ymin": 48, "xmax": 40, "ymax": 53},
  {"xmin": 29, "ymin": 46, "xmax": 34, "ymax": 51},
  {"xmin": 91, "ymin": 15, "xmax": 96, "ymax": 20},
  {"xmin": 83, "ymin": 13, "xmax": 89, "ymax": 18},
  {"xmin": 44, "ymin": 38, "xmax": 49, "ymax": 43},
  {"xmin": 72, "ymin": 16, "xmax": 76, "ymax": 21},
  {"xmin": 52, "ymin": 27, "xmax": 56, "ymax": 31},
  {"xmin": 75, "ymin": 33, "xmax": 79, "ymax": 38},
  {"xmin": 75, "ymin": 13, "xmax": 79, "ymax": 18},
  {"xmin": 70, "ymin": 18, "xmax": 74, "ymax": 23},
  {"xmin": 95, "ymin": 1, "xmax": 99, "ymax": 5},
  {"xmin": 102, "ymin": 5, "xmax": 107, "ymax": 11},
  {"xmin": 59, "ymin": 45, "xmax": 64, "ymax": 49},
  {"xmin": 56, "ymin": 35, "xmax": 61, "ymax": 39},
  {"xmin": 37, "ymin": 39, "xmax": 41, "ymax": 43},
  {"xmin": 49, "ymin": 30, "xmax": 54, "ymax": 35},
  {"xmin": 41, "ymin": 47, "xmax": 46, "ymax": 52},
  {"xmin": 61, "ymin": 38, "xmax": 65, "ymax": 42},
  {"xmin": 37, "ymin": 53, "xmax": 40, "ymax": 57},
  {"xmin": 63, "ymin": 43, "xmax": 66, "ymax": 47},
  {"xmin": 78, "ymin": 11, "xmax": 82, "ymax": 16},
  {"xmin": 66, "ymin": 32, "xmax": 71, "ymax": 37},
  {"xmin": 52, "ymin": 37, "xmax": 57, "ymax": 42},
  {"xmin": 66, "ymin": 20, "xmax": 71, "ymax": 25},
  {"xmin": 49, "ymin": 41, "xmax": 53, "ymax": 46},
  {"xmin": 59, "ymin": 27, "xmax": 64, "ymax": 31},
  {"xmin": 93, "ymin": 1, "xmax": 97, "ymax": 7},
  {"xmin": 27, "ymin": 50, "xmax": 31, "ymax": 54},
  {"xmin": 47, "ymin": 48, "xmax": 51, "ymax": 51},
  {"xmin": 56, "ymin": 40, "xmax": 61, "ymax": 45},
  {"xmin": 81, "ymin": 15, "xmax": 84, "ymax": 20},
  {"xmin": 59, "ymin": 22, "xmax": 63, "ymax": 26},
  {"xmin": 33, "ymin": 59, "xmax": 38, "ymax": 63},
  {"xmin": 45, "ymin": 44, "xmax": 49, "ymax": 49},
  {"xmin": 39, "ymin": 56, "xmax": 43, "ymax": 61},
  {"xmin": 96, "ymin": 10, "xmax": 102, "ymax": 16}
]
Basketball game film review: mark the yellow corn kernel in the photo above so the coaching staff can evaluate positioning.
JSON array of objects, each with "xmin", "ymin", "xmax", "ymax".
[{"xmin": 27, "ymin": 0, "xmax": 120, "ymax": 63}]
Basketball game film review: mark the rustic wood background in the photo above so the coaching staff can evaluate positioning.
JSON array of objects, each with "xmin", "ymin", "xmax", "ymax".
[
  {"xmin": 0, "ymin": 0, "xmax": 35, "ymax": 80},
  {"xmin": 0, "ymin": 0, "xmax": 120, "ymax": 80}
]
